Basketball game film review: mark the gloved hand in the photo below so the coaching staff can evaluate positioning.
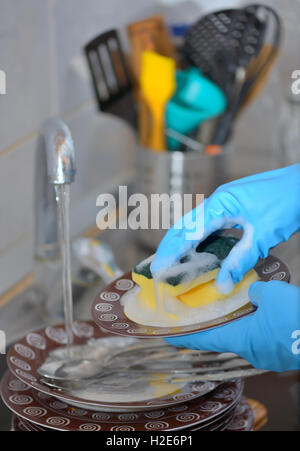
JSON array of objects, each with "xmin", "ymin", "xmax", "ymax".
[
  {"xmin": 166, "ymin": 281, "xmax": 300, "ymax": 372},
  {"xmin": 151, "ymin": 164, "xmax": 300, "ymax": 294}
]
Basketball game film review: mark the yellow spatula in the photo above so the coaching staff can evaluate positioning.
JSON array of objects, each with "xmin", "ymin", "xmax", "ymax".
[
  {"xmin": 127, "ymin": 16, "xmax": 177, "ymax": 148},
  {"xmin": 140, "ymin": 51, "xmax": 176, "ymax": 152}
]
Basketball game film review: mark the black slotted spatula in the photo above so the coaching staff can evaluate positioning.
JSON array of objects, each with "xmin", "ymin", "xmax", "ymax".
[{"xmin": 85, "ymin": 29, "xmax": 137, "ymax": 130}]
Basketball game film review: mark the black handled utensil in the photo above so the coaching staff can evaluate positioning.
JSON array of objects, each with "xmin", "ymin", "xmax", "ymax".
[
  {"xmin": 238, "ymin": 4, "xmax": 282, "ymax": 109},
  {"xmin": 184, "ymin": 7, "xmax": 266, "ymax": 96},
  {"xmin": 85, "ymin": 29, "xmax": 137, "ymax": 130},
  {"xmin": 216, "ymin": 4, "xmax": 282, "ymax": 147},
  {"xmin": 184, "ymin": 4, "xmax": 281, "ymax": 151}
]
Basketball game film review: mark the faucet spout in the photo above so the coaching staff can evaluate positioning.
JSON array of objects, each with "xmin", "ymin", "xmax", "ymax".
[
  {"xmin": 41, "ymin": 117, "xmax": 76, "ymax": 184},
  {"xmin": 35, "ymin": 117, "xmax": 76, "ymax": 260}
]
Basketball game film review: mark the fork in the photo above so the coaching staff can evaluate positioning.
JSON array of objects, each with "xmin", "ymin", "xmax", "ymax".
[{"xmin": 40, "ymin": 352, "xmax": 267, "ymax": 392}]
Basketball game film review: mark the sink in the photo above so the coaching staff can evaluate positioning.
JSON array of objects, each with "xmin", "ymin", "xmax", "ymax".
[
  {"xmin": 0, "ymin": 226, "xmax": 152, "ymax": 431},
  {"xmin": 0, "ymin": 227, "xmax": 300, "ymax": 430},
  {"xmin": 0, "ymin": 227, "xmax": 151, "ymax": 346}
]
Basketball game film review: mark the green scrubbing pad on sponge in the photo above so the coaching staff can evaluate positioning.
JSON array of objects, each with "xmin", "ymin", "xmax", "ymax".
[{"xmin": 132, "ymin": 235, "xmax": 239, "ymax": 310}]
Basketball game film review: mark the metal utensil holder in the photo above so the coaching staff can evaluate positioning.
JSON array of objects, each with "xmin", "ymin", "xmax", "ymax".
[{"xmin": 135, "ymin": 147, "xmax": 229, "ymax": 250}]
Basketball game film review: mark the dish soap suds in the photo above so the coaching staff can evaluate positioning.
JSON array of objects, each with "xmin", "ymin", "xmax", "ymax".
[
  {"xmin": 122, "ymin": 282, "xmax": 253, "ymax": 327},
  {"xmin": 126, "ymin": 236, "xmax": 258, "ymax": 327}
]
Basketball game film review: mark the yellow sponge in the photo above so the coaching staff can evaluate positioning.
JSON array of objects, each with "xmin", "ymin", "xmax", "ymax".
[
  {"xmin": 178, "ymin": 269, "xmax": 258, "ymax": 308},
  {"xmin": 132, "ymin": 262, "xmax": 219, "ymax": 310},
  {"xmin": 133, "ymin": 269, "xmax": 157, "ymax": 310},
  {"xmin": 132, "ymin": 235, "xmax": 241, "ymax": 310}
]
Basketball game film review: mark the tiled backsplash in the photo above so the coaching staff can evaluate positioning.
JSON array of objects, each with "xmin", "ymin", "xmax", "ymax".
[
  {"xmin": 0, "ymin": 0, "xmax": 299, "ymax": 296},
  {"xmin": 0, "ymin": 0, "xmax": 160, "ymax": 295}
]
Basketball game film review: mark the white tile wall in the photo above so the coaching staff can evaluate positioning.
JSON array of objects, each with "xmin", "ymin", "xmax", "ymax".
[
  {"xmin": 0, "ymin": 232, "xmax": 34, "ymax": 294},
  {"xmin": 0, "ymin": 0, "xmax": 51, "ymax": 152},
  {"xmin": 0, "ymin": 0, "xmax": 159, "ymax": 295},
  {"xmin": 66, "ymin": 104, "xmax": 137, "ymax": 238},
  {"xmin": 0, "ymin": 137, "xmax": 35, "ymax": 292},
  {"xmin": 0, "ymin": 137, "xmax": 35, "ymax": 254}
]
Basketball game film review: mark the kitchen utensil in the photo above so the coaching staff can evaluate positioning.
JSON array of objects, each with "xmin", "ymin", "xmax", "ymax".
[
  {"xmin": 196, "ymin": 117, "xmax": 220, "ymax": 147},
  {"xmin": 184, "ymin": 4, "xmax": 281, "ymax": 152},
  {"xmin": 127, "ymin": 15, "xmax": 177, "ymax": 87},
  {"xmin": 72, "ymin": 237, "xmax": 122, "ymax": 283},
  {"xmin": 124, "ymin": 357, "xmax": 256, "ymax": 376},
  {"xmin": 38, "ymin": 335, "xmax": 246, "ymax": 389},
  {"xmin": 215, "ymin": 5, "xmax": 280, "ymax": 151},
  {"xmin": 7, "ymin": 322, "xmax": 218, "ymax": 412},
  {"xmin": 85, "ymin": 29, "xmax": 137, "ymax": 129},
  {"xmin": 165, "ymin": 128, "xmax": 204, "ymax": 152},
  {"xmin": 203, "ymin": 7, "xmax": 268, "ymax": 153},
  {"xmin": 37, "ymin": 341, "xmax": 191, "ymax": 382},
  {"xmin": 38, "ymin": 346, "xmax": 240, "ymax": 384},
  {"xmin": 1, "ymin": 370, "xmax": 243, "ymax": 431},
  {"xmin": 140, "ymin": 51, "xmax": 176, "ymax": 151},
  {"xmin": 164, "ymin": 367, "xmax": 266, "ymax": 384},
  {"xmin": 167, "ymin": 103, "xmax": 208, "ymax": 151},
  {"xmin": 38, "ymin": 355, "xmax": 264, "ymax": 393},
  {"xmin": 238, "ymin": 4, "xmax": 281, "ymax": 109},
  {"xmin": 205, "ymin": 66, "xmax": 248, "ymax": 155},
  {"xmin": 171, "ymin": 68, "xmax": 226, "ymax": 113},
  {"xmin": 127, "ymin": 15, "xmax": 177, "ymax": 146},
  {"xmin": 92, "ymin": 255, "xmax": 290, "ymax": 338},
  {"xmin": 239, "ymin": 43, "xmax": 280, "ymax": 114},
  {"xmin": 166, "ymin": 68, "xmax": 227, "ymax": 150},
  {"xmin": 184, "ymin": 7, "xmax": 266, "ymax": 97},
  {"xmin": 203, "ymin": 44, "xmax": 280, "ymax": 154}
]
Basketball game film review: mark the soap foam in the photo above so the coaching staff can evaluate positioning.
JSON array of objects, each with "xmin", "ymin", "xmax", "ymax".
[
  {"xmin": 155, "ymin": 251, "xmax": 219, "ymax": 286},
  {"xmin": 122, "ymin": 284, "xmax": 251, "ymax": 328},
  {"xmin": 135, "ymin": 254, "xmax": 155, "ymax": 273},
  {"xmin": 69, "ymin": 375, "xmax": 183, "ymax": 404},
  {"xmin": 130, "ymin": 234, "xmax": 254, "ymax": 328}
]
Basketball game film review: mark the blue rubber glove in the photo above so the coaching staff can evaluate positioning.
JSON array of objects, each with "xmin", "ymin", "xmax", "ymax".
[
  {"xmin": 151, "ymin": 164, "xmax": 300, "ymax": 294},
  {"xmin": 166, "ymin": 281, "xmax": 300, "ymax": 372}
]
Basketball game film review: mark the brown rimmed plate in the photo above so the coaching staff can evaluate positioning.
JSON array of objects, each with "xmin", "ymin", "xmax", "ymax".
[
  {"xmin": 12, "ymin": 414, "xmax": 47, "ymax": 432},
  {"xmin": 12, "ymin": 406, "xmax": 236, "ymax": 432},
  {"xmin": 11, "ymin": 398, "xmax": 253, "ymax": 432},
  {"xmin": 6, "ymin": 321, "xmax": 220, "ymax": 412},
  {"xmin": 2, "ymin": 371, "xmax": 243, "ymax": 431},
  {"xmin": 224, "ymin": 397, "xmax": 254, "ymax": 431},
  {"xmin": 190, "ymin": 397, "xmax": 254, "ymax": 431},
  {"xmin": 92, "ymin": 255, "xmax": 290, "ymax": 338}
]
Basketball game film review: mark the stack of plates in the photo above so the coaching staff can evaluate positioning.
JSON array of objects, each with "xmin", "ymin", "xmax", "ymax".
[
  {"xmin": 11, "ymin": 397, "xmax": 253, "ymax": 432},
  {"xmin": 1, "ymin": 321, "xmax": 254, "ymax": 432},
  {"xmin": 1, "ymin": 254, "xmax": 287, "ymax": 431}
]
